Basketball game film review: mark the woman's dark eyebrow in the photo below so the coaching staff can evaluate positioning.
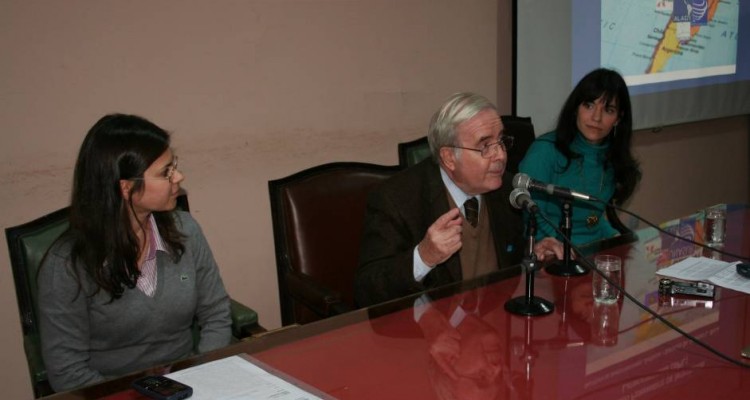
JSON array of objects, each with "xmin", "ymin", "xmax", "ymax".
[{"xmin": 156, "ymin": 158, "xmax": 175, "ymax": 174}]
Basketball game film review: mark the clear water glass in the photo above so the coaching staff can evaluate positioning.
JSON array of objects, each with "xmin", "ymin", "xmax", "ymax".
[
  {"xmin": 704, "ymin": 206, "xmax": 726, "ymax": 247},
  {"xmin": 592, "ymin": 255, "xmax": 622, "ymax": 304}
]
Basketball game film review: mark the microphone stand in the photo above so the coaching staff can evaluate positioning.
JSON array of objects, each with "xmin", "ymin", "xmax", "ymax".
[
  {"xmin": 505, "ymin": 210, "xmax": 554, "ymax": 316},
  {"xmin": 546, "ymin": 200, "xmax": 587, "ymax": 276}
]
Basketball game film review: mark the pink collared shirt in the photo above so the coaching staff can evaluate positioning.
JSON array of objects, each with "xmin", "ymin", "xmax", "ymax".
[{"xmin": 136, "ymin": 214, "xmax": 166, "ymax": 297}]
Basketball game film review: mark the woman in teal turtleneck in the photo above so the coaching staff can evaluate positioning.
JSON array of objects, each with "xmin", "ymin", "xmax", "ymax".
[{"xmin": 519, "ymin": 68, "xmax": 641, "ymax": 245}]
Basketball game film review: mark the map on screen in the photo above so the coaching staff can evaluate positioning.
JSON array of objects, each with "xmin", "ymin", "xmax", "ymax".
[
  {"xmin": 601, "ymin": 0, "xmax": 739, "ymax": 87},
  {"xmin": 521, "ymin": 0, "xmax": 749, "ymax": 130}
]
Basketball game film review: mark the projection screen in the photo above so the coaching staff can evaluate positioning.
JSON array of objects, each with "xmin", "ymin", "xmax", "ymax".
[{"xmin": 516, "ymin": 0, "xmax": 750, "ymax": 133}]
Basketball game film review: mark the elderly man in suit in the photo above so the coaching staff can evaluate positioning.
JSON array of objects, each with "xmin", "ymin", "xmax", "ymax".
[{"xmin": 355, "ymin": 92, "xmax": 563, "ymax": 307}]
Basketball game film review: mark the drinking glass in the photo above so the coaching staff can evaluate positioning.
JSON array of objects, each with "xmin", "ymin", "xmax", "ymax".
[
  {"xmin": 592, "ymin": 255, "xmax": 622, "ymax": 304},
  {"xmin": 704, "ymin": 206, "xmax": 726, "ymax": 247}
]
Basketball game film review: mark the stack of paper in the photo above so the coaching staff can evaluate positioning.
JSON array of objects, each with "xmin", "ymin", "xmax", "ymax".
[
  {"xmin": 165, "ymin": 355, "xmax": 330, "ymax": 400},
  {"xmin": 656, "ymin": 257, "xmax": 750, "ymax": 295}
]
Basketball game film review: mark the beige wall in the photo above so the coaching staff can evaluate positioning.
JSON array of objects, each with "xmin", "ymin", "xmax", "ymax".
[
  {"xmin": 629, "ymin": 115, "xmax": 749, "ymax": 225},
  {"xmin": 0, "ymin": 1, "xmax": 746, "ymax": 398},
  {"xmin": 1, "ymin": 1, "xmax": 504, "ymax": 397}
]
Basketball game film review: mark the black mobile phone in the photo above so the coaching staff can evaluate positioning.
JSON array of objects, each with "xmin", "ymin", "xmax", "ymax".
[
  {"xmin": 737, "ymin": 263, "xmax": 750, "ymax": 279},
  {"xmin": 131, "ymin": 375, "xmax": 193, "ymax": 400}
]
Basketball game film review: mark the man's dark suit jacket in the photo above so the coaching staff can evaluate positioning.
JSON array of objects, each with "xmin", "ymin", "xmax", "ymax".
[{"xmin": 355, "ymin": 158, "xmax": 525, "ymax": 307}]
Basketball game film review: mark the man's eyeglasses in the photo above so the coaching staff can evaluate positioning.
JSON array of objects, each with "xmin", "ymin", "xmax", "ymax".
[
  {"xmin": 446, "ymin": 136, "xmax": 514, "ymax": 159},
  {"xmin": 130, "ymin": 156, "xmax": 180, "ymax": 183}
]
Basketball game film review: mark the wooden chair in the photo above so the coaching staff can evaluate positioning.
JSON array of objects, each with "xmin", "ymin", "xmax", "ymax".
[{"xmin": 269, "ymin": 162, "xmax": 401, "ymax": 325}]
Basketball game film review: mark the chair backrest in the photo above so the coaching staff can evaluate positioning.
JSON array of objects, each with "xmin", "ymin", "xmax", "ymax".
[
  {"xmin": 6, "ymin": 210, "xmax": 69, "ymax": 339},
  {"xmin": 269, "ymin": 162, "xmax": 401, "ymax": 325},
  {"xmin": 6, "ymin": 208, "xmax": 69, "ymax": 397},
  {"xmin": 397, "ymin": 136, "xmax": 430, "ymax": 168},
  {"xmin": 396, "ymin": 115, "xmax": 536, "ymax": 172},
  {"xmin": 500, "ymin": 115, "xmax": 536, "ymax": 175},
  {"xmin": 4, "ymin": 195, "xmax": 189, "ymax": 398}
]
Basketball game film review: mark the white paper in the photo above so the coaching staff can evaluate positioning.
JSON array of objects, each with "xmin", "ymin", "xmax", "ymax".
[
  {"xmin": 166, "ymin": 355, "xmax": 327, "ymax": 400},
  {"xmin": 656, "ymin": 256, "xmax": 750, "ymax": 295},
  {"xmin": 656, "ymin": 257, "xmax": 730, "ymax": 281}
]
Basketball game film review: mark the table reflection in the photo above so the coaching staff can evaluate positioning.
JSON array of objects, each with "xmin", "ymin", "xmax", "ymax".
[{"xmin": 421, "ymin": 302, "xmax": 504, "ymax": 400}]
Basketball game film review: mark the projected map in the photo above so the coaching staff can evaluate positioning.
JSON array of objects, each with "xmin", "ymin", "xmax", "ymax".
[{"xmin": 601, "ymin": 0, "xmax": 739, "ymax": 86}]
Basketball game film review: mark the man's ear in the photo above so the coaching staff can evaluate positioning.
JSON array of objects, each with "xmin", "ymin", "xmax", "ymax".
[
  {"xmin": 119, "ymin": 179, "xmax": 134, "ymax": 201},
  {"xmin": 439, "ymin": 147, "xmax": 457, "ymax": 172}
]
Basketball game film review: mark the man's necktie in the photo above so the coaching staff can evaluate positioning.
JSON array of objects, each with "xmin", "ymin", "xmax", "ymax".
[{"xmin": 464, "ymin": 197, "xmax": 479, "ymax": 227}]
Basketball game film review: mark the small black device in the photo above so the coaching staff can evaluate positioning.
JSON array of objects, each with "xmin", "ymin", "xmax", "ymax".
[
  {"xmin": 658, "ymin": 278, "xmax": 715, "ymax": 298},
  {"xmin": 737, "ymin": 263, "xmax": 750, "ymax": 279},
  {"xmin": 131, "ymin": 376, "xmax": 193, "ymax": 400}
]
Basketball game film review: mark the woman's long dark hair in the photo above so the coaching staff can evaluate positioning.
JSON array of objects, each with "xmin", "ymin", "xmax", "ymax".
[
  {"xmin": 67, "ymin": 114, "xmax": 185, "ymax": 300},
  {"xmin": 554, "ymin": 68, "xmax": 641, "ymax": 205}
]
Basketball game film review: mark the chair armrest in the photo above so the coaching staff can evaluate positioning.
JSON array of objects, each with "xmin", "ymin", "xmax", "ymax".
[
  {"xmin": 285, "ymin": 270, "xmax": 353, "ymax": 318},
  {"xmin": 230, "ymin": 299, "xmax": 260, "ymax": 339}
]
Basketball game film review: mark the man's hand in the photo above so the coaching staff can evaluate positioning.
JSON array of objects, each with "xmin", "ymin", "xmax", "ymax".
[
  {"xmin": 418, "ymin": 208, "xmax": 463, "ymax": 267},
  {"xmin": 533, "ymin": 237, "xmax": 565, "ymax": 261}
]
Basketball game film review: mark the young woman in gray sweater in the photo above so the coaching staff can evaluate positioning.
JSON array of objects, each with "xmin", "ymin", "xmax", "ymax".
[{"xmin": 38, "ymin": 114, "xmax": 232, "ymax": 392}]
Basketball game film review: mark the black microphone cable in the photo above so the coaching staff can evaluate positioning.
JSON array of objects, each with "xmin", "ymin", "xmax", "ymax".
[
  {"xmin": 602, "ymin": 201, "xmax": 750, "ymax": 262},
  {"xmin": 530, "ymin": 208, "xmax": 750, "ymax": 369},
  {"xmin": 513, "ymin": 171, "xmax": 750, "ymax": 262}
]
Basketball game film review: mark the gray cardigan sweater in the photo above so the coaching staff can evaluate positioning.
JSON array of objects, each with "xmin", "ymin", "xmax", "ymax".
[{"xmin": 38, "ymin": 211, "xmax": 231, "ymax": 392}]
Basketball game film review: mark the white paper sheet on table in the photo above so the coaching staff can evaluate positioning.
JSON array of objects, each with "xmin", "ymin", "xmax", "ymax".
[
  {"xmin": 166, "ymin": 354, "xmax": 330, "ymax": 400},
  {"xmin": 656, "ymin": 256, "xmax": 750, "ymax": 295}
]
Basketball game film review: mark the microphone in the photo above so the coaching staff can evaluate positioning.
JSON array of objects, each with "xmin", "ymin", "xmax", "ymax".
[
  {"xmin": 513, "ymin": 173, "xmax": 599, "ymax": 202},
  {"xmin": 509, "ymin": 188, "xmax": 538, "ymax": 213}
]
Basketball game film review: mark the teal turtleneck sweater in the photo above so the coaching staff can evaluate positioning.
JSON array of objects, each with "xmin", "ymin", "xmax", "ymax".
[{"xmin": 518, "ymin": 131, "xmax": 617, "ymax": 245}]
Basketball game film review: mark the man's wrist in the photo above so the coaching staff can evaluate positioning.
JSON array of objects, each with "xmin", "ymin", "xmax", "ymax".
[
  {"xmin": 417, "ymin": 242, "xmax": 435, "ymax": 267},
  {"xmin": 413, "ymin": 246, "xmax": 433, "ymax": 282}
]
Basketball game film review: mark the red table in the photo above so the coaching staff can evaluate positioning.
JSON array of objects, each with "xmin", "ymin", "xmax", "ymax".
[{"xmin": 46, "ymin": 205, "xmax": 750, "ymax": 399}]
